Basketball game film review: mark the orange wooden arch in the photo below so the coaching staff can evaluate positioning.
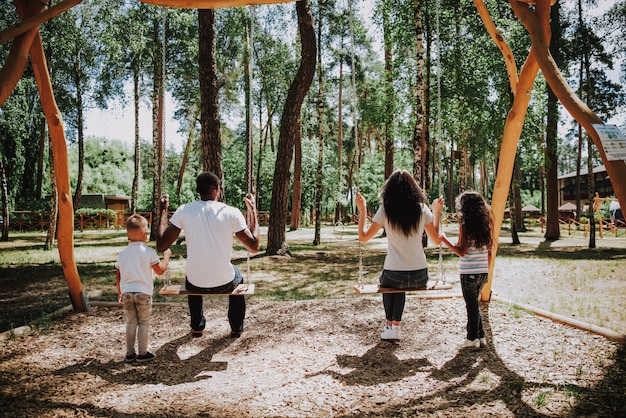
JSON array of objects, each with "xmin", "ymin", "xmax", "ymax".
[{"xmin": 476, "ymin": 0, "xmax": 626, "ymax": 301}]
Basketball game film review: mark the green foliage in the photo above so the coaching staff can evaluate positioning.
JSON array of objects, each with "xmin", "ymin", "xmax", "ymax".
[
  {"xmin": 2, "ymin": 0, "xmax": 624, "ymax": 228},
  {"xmin": 75, "ymin": 208, "xmax": 118, "ymax": 218},
  {"xmin": 68, "ymin": 137, "xmax": 134, "ymax": 195},
  {"xmin": 520, "ymin": 189, "xmax": 543, "ymax": 211}
]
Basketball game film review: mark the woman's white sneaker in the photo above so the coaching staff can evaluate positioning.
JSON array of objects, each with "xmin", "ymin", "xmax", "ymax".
[{"xmin": 381, "ymin": 324, "xmax": 401, "ymax": 340}]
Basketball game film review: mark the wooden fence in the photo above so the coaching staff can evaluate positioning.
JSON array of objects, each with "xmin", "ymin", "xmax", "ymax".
[
  {"xmin": 6, "ymin": 210, "xmax": 274, "ymax": 232},
  {"xmin": 7, "ymin": 211, "xmax": 153, "ymax": 232}
]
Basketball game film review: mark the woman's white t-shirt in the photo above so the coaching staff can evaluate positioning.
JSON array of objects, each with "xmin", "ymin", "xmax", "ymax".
[{"xmin": 372, "ymin": 203, "xmax": 434, "ymax": 271}]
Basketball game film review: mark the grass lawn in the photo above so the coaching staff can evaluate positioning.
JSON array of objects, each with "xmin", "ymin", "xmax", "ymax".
[{"xmin": 1, "ymin": 223, "xmax": 625, "ymax": 335}]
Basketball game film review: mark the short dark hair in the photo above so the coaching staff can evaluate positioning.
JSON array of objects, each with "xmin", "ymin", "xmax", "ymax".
[{"xmin": 196, "ymin": 171, "xmax": 220, "ymax": 194}]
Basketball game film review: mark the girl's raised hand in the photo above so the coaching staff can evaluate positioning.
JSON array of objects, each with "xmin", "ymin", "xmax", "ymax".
[{"xmin": 431, "ymin": 196, "xmax": 444, "ymax": 214}]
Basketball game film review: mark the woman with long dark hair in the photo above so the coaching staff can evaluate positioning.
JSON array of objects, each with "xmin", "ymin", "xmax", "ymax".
[{"xmin": 356, "ymin": 169, "xmax": 444, "ymax": 340}]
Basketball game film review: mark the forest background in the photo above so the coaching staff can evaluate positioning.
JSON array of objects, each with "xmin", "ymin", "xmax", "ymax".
[{"xmin": 1, "ymin": 0, "xmax": 625, "ymax": 250}]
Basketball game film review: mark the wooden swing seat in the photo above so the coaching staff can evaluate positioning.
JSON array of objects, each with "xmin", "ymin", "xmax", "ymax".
[
  {"xmin": 353, "ymin": 282, "xmax": 452, "ymax": 294},
  {"xmin": 159, "ymin": 283, "xmax": 255, "ymax": 296}
]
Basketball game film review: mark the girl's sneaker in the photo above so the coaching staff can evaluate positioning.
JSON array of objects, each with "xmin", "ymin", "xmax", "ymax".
[
  {"xmin": 459, "ymin": 339, "xmax": 480, "ymax": 349},
  {"xmin": 479, "ymin": 337, "xmax": 487, "ymax": 347},
  {"xmin": 381, "ymin": 324, "xmax": 401, "ymax": 340}
]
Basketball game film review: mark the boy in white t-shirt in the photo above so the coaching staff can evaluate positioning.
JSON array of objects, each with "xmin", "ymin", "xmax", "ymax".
[{"xmin": 116, "ymin": 214, "xmax": 171, "ymax": 363}]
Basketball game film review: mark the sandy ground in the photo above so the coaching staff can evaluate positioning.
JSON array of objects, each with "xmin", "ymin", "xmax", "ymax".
[{"xmin": 0, "ymin": 297, "xmax": 624, "ymax": 417}]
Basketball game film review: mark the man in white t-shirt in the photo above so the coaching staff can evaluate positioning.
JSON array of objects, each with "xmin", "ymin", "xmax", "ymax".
[{"xmin": 156, "ymin": 172, "xmax": 260, "ymax": 338}]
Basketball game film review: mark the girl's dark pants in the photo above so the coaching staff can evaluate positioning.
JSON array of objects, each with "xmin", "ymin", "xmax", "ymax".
[
  {"xmin": 460, "ymin": 273, "xmax": 487, "ymax": 340},
  {"xmin": 185, "ymin": 266, "xmax": 245, "ymax": 333}
]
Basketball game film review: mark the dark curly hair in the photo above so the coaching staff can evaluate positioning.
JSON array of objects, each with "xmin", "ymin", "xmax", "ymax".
[
  {"xmin": 455, "ymin": 191, "xmax": 494, "ymax": 252},
  {"xmin": 380, "ymin": 169, "xmax": 427, "ymax": 237}
]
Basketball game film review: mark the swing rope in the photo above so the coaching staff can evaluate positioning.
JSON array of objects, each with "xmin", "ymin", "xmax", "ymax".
[
  {"xmin": 348, "ymin": 0, "xmax": 364, "ymax": 289},
  {"xmin": 433, "ymin": 0, "xmax": 447, "ymax": 288},
  {"xmin": 352, "ymin": 0, "xmax": 450, "ymax": 295},
  {"xmin": 244, "ymin": 4, "xmax": 256, "ymax": 287}
]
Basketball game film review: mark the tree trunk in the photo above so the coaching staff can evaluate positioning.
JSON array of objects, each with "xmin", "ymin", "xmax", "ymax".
[
  {"xmin": 513, "ymin": 159, "xmax": 525, "ymax": 232},
  {"xmin": 290, "ymin": 121, "xmax": 302, "ymax": 230},
  {"xmin": 509, "ymin": 185, "xmax": 521, "ymax": 245},
  {"xmin": 412, "ymin": 0, "xmax": 427, "ymax": 189},
  {"xmin": 150, "ymin": 14, "xmax": 165, "ymax": 240},
  {"xmin": 587, "ymin": 139, "xmax": 596, "ymax": 248},
  {"xmin": 383, "ymin": 0, "xmax": 394, "ymax": 178},
  {"xmin": 544, "ymin": 3, "xmax": 562, "ymax": 241},
  {"xmin": 336, "ymin": 54, "xmax": 343, "ymax": 222},
  {"xmin": 266, "ymin": 0, "xmax": 316, "ymax": 255},
  {"xmin": 36, "ymin": 118, "xmax": 45, "ymax": 199},
  {"xmin": 574, "ymin": 0, "xmax": 583, "ymax": 222},
  {"xmin": 199, "ymin": 9, "xmax": 224, "ymax": 192},
  {"xmin": 545, "ymin": 86, "xmax": 560, "ymax": 241},
  {"xmin": 584, "ymin": 30, "xmax": 596, "ymax": 249},
  {"xmin": 424, "ymin": 5, "xmax": 439, "ymax": 196},
  {"xmin": 45, "ymin": 144, "xmax": 57, "ymax": 250},
  {"xmin": 72, "ymin": 53, "xmax": 84, "ymax": 210},
  {"xmin": 575, "ymin": 123, "xmax": 582, "ymax": 221},
  {"xmin": 177, "ymin": 108, "xmax": 198, "ymax": 199},
  {"xmin": 313, "ymin": 1, "xmax": 325, "ymax": 246},
  {"xmin": 131, "ymin": 67, "xmax": 140, "ymax": 213},
  {"xmin": 0, "ymin": 152, "xmax": 9, "ymax": 241},
  {"xmin": 459, "ymin": 145, "xmax": 468, "ymax": 191}
]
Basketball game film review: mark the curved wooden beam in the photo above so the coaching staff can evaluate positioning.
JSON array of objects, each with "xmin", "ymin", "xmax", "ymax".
[
  {"xmin": 13, "ymin": 0, "xmax": 87, "ymax": 311},
  {"xmin": 30, "ymin": 33, "xmax": 87, "ymax": 311},
  {"xmin": 473, "ymin": 0, "xmax": 518, "ymax": 94},
  {"xmin": 0, "ymin": 0, "xmax": 82, "ymax": 45},
  {"xmin": 513, "ymin": 0, "xmax": 626, "ymax": 224},
  {"xmin": 480, "ymin": 0, "xmax": 551, "ymax": 302},
  {"xmin": 138, "ymin": 0, "xmax": 295, "ymax": 9},
  {"xmin": 0, "ymin": 0, "xmax": 42, "ymax": 106}
]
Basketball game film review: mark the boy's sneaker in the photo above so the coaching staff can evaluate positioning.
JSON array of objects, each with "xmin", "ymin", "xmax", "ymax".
[
  {"xmin": 479, "ymin": 337, "xmax": 487, "ymax": 347},
  {"xmin": 124, "ymin": 354, "xmax": 136, "ymax": 363},
  {"xmin": 381, "ymin": 324, "xmax": 401, "ymax": 340},
  {"xmin": 459, "ymin": 339, "xmax": 480, "ymax": 349},
  {"xmin": 137, "ymin": 352, "xmax": 156, "ymax": 363}
]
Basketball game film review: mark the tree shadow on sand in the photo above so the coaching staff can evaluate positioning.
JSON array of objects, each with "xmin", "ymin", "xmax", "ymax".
[
  {"xmin": 53, "ymin": 333, "xmax": 234, "ymax": 386},
  {"xmin": 306, "ymin": 342, "xmax": 433, "ymax": 386}
]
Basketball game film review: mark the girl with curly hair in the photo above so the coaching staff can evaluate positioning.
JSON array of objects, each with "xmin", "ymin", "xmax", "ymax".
[{"xmin": 441, "ymin": 191, "xmax": 494, "ymax": 349}]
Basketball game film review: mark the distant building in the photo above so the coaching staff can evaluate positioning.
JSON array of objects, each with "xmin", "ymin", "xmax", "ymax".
[
  {"xmin": 557, "ymin": 165, "xmax": 615, "ymax": 211},
  {"xmin": 77, "ymin": 194, "xmax": 130, "ymax": 211}
]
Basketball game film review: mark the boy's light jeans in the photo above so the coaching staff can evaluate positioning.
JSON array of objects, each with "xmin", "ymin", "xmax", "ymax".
[{"xmin": 122, "ymin": 292, "xmax": 152, "ymax": 356}]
